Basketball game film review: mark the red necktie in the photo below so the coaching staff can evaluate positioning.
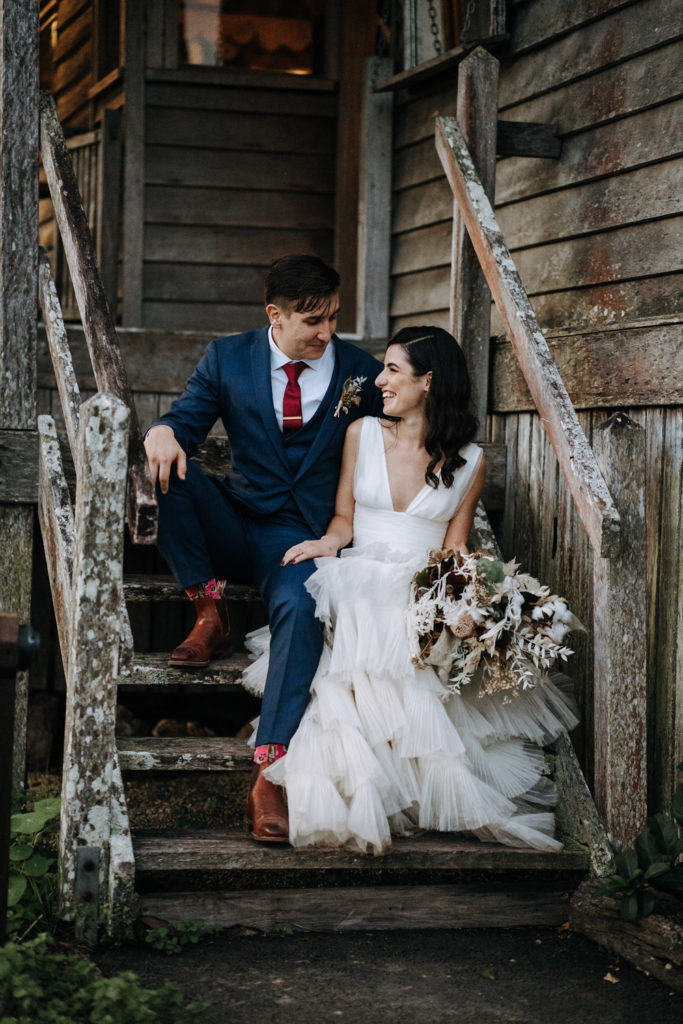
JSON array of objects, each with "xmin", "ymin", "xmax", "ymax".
[{"xmin": 282, "ymin": 361, "xmax": 307, "ymax": 436}]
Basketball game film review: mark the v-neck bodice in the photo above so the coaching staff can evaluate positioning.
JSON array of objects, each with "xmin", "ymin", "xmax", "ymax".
[{"xmin": 352, "ymin": 417, "xmax": 482, "ymax": 555}]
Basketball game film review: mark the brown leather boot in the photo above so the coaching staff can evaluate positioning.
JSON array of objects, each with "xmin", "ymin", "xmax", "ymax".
[
  {"xmin": 168, "ymin": 595, "xmax": 231, "ymax": 668},
  {"xmin": 246, "ymin": 761, "xmax": 289, "ymax": 843}
]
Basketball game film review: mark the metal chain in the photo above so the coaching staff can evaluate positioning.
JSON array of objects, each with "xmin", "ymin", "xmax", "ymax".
[
  {"xmin": 462, "ymin": 0, "xmax": 477, "ymax": 45},
  {"xmin": 427, "ymin": 1, "xmax": 442, "ymax": 55}
]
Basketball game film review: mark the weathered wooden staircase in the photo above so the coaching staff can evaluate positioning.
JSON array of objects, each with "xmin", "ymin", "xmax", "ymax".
[{"xmin": 35, "ymin": 68, "xmax": 634, "ymax": 938}]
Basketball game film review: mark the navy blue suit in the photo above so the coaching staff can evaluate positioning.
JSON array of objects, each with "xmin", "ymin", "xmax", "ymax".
[{"xmin": 152, "ymin": 326, "xmax": 383, "ymax": 745}]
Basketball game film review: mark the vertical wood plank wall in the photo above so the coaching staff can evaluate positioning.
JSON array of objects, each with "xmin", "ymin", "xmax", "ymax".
[
  {"xmin": 140, "ymin": 74, "xmax": 338, "ymax": 332},
  {"xmin": 389, "ymin": 0, "xmax": 683, "ymax": 808}
]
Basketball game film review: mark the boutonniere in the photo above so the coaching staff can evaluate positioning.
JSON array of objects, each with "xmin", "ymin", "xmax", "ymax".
[{"xmin": 333, "ymin": 375, "xmax": 367, "ymax": 418}]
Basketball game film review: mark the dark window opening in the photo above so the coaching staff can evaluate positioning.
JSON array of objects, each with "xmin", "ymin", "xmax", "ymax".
[{"xmin": 178, "ymin": 1, "xmax": 326, "ymax": 75}]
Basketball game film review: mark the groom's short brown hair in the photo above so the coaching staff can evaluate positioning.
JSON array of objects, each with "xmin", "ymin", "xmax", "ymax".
[{"xmin": 265, "ymin": 254, "xmax": 340, "ymax": 314}]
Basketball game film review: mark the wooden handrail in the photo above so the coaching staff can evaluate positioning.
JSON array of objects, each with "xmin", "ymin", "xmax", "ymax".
[
  {"xmin": 435, "ymin": 114, "xmax": 620, "ymax": 559},
  {"xmin": 39, "ymin": 91, "xmax": 157, "ymax": 544}
]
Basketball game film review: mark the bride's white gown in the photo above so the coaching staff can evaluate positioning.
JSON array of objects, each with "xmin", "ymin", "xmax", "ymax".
[{"xmin": 243, "ymin": 416, "xmax": 579, "ymax": 854}]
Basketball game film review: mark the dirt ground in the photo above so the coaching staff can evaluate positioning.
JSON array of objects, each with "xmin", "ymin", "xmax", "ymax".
[{"xmin": 95, "ymin": 925, "xmax": 682, "ymax": 1024}]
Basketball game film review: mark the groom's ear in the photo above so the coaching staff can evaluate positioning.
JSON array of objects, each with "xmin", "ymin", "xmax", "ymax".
[{"xmin": 266, "ymin": 302, "xmax": 282, "ymax": 326}]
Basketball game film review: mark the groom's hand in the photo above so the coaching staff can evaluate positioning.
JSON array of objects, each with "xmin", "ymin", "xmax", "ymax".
[{"xmin": 144, "ymin": 425, "xmax": 187, "ymax": 494}]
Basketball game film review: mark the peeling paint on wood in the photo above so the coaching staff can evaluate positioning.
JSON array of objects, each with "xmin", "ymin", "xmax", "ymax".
[
  {"xmin": 435, "ymin": 114, "xmax": 620, "ymax": 558},
  {"xmin": 59, "ymin": 393, "xmax": 130, "ymax": 920},
  {"xmin": 37, "ymin": 415, "xmax": 74, "ymax": 674},
  {"xmin": 39, "ymin": 92, "xmax": 157, "ymax": 544},
  {"xmin": 38, "ymin": 248, "xmax": 81, "ymax": 458},
  {"xmin": 593, "ymin": 412, "xmax": 648, "ymax": 848}
]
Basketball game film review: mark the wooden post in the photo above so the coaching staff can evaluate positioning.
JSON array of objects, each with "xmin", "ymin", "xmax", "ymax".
[
  {"xmin": 97, "ymin": 108, "xmax": 123, "ymax": 317},
  {"xmin": 0, "ymin": 0, "xmax": 39, "ymax": 788},
  {"xmin": 59, "ymin": 393, "xmax": 130, "ymax": 921},
  {"xmin": 450, "ymin": 47, "xmax": 498, "ymax": 440},
  {"xmin": 593, "ymin": 412, "xmax": 648, "ymax": 848},
  {"xmin": 122, "ymin": 0, "xmax": 145, "ymax": 326},
  {"xmin": 356, "ymin": 57, "xmax": 393, "ymax": 342}
]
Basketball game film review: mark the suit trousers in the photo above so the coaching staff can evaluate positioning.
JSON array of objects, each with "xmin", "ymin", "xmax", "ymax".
[{"xmin": 155, "ymin": 461, "xmax": 324, "ymax": 746}]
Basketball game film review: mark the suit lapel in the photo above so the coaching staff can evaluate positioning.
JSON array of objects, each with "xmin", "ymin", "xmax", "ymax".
[{"xmin": 250, "ymin": 328, "xmax": 290, "ymax": 474}]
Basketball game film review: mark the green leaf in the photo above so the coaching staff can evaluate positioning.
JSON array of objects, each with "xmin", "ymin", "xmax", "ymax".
[
  {"xmin": 22, "ymin": 852, "xmax": 52, "ymax": 878},
  {"xmin": 644, "ymin": 861, "xmax": 670, "ymax": 882},
  {"xmin": 637, "ymin": 889, "xmax": 655, "ymax": 918},
  {"xmin": 647, "ymin": 813, "xmax": 679, "ymax": 856},
  {"xmin": 32, "ymin": 797, "xmax": 60, "ymax": 818},
  {"xmin": 592, "ymin": 877, "xmax": 628, "ymax": 898},
  {"xmin": 7, "ymin": 873, "xmax": 27, "ymax": 907},
  {"xmin": 615, "ymin": 849, "xmax": 640, "ymax": 882},
  {"xmin": 10, "ymin": 810, "xmax": 52, "ymax": 834},
  {"xmin": 621, "ymin": 893, "xmax": 639, "ymax": 922},
  {"xmin": 635, "ymin": 829, "xmax": 661, "ymax": 869},
  {"xmin": 9, "ymin": 844, "xmax": 34, "ymax": 862}
]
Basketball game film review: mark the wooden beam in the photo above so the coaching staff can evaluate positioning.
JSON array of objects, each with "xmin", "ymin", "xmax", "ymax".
[
  {"xmin": 435, "ymin": 114, "xmax": 620, "ymax": 558},
  {"xmin": 37, "ymin": 415, "xmax": 74, "ymax": 675},
  {"xmin": 122, "ymin": 0, "xmax": 145, "ymax": 325},
  {"xmin": 39, "ymin": 92, "xmax": 158, "ymax": 544},
  {"xmin": 356, "ymin": 57, "xmax": 393, "ymax": 341},
  {"xmin": 374, "ymin": 45, "xmax": 466, "ymax": 92},
  {"xmin": 593, "ymin": 413, "xmax": 648, "ymax": 848},
  {"xmin": 38, "ymin": 249, "xmax": 81, "ymax": 458},
  {"xmin": 496, "ymin": 120, "xmax": 561, "ymax": 159},
  {"xmin": 0, "ymin": 0, "xmax": 39, "ymax": 788},
  {"xmin": 450, "ymin": 47, "xmax": 499, "ymax": 440},
  {"xmin": 96, "ymin": 108, "xmax": 122, "ymax": 314},
  {"xmin": 59, "ymin": 393, "xmax": 129, "ymax": 922}
]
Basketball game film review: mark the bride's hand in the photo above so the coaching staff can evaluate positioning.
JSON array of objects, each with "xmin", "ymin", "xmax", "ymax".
[{"xmin": 281, "ymin": 536, "xmax": 339, "ymax": 565}]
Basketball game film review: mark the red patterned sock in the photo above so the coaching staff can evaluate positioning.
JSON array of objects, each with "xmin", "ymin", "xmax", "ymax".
[
  {"xmin": 185, "ymin": 579, "xmax": 225, "ymax": 601},
  {"xmin": 254, "ymin": 744, "xmax": 287, "ymax": 765}
]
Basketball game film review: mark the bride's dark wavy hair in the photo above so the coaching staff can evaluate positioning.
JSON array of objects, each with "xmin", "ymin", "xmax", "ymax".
[{"xmin": 389, "ymin": 325, "xmax": 478, "ymax": 489}]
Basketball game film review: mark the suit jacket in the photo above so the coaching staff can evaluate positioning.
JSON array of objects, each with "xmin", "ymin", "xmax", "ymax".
[{"xmin": 153, "ymin": 327, "xmax": 384, "ymax": 536}]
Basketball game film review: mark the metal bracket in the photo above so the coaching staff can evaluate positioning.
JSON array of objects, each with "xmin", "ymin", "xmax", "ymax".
[{"xmin": 75, "ymin": 846, "xmax": 100, "ymax": 943}]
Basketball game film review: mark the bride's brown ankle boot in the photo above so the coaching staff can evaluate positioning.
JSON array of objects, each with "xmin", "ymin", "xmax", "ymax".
[{"xmin": 168, "ymin": 596, "xmax": 231, "ymax": 668}]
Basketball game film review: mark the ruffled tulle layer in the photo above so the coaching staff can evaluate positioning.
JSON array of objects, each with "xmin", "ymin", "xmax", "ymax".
[{"xmin": 245, "ymin": 543, "xmax": 579, "ymax": 855}]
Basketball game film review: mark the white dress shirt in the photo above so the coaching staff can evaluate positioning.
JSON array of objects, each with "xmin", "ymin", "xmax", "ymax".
[{"xmin": 268, "ymin": 326, "xmax": 336, "ymax": 431}]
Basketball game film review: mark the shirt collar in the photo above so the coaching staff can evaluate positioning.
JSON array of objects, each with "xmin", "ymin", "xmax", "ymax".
[{"xmin": 268, "ymin": 324, "xmax": 335, "ymax": 372}]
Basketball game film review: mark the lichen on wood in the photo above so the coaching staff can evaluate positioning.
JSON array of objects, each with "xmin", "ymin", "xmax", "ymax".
[{"xmin": 59, "ymin": 392, "xmax": 130, "ymax": 921}]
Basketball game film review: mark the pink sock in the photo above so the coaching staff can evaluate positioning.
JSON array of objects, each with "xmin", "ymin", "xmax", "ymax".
[
  {"xmin": 185, "ymin": 579, "xmax": 225, "ymax": 600},
  {"xmin": 254, "ymin": 744, "xmax": 287, "ymax": 765}
]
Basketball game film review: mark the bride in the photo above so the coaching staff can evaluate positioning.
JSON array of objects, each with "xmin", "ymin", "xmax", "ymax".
[{"xmin": 244, "ymin": 326, "xmax": 578, "ymax": 853}]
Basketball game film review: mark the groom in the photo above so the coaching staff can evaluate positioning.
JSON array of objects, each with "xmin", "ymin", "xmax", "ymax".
[{"xmin": 144, "ymin": 254, "xmax": 383, "ymax": 842}]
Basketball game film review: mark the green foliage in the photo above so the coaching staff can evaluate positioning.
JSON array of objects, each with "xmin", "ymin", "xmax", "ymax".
[
  {"xmin": 7, "ymin": 796, "xmax": 61, "ymax": 939},
  {"xmin": 144, "ymin": 920, "xmax": 207, "ymax": 956},
  {"xmin": 593, "ymin": 766, "xmax": 683, "ymax": 922},
  {"xmin": 475, "ymin": 557, "xmax": 505, "ymax": 585},
  {"xmin": 0, "ymin": 934, "xmax": 213, "ymax": 1024}
]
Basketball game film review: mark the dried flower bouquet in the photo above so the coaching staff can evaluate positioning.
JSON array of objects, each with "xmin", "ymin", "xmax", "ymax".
[{"xmin": 407, "ymin": 550, "xmax": 583, "ymax": 700}]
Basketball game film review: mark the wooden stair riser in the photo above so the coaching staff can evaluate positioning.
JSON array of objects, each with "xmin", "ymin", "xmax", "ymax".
[{"xmin": 139, "ymin": 882, "xmax": 578, "ymax": 933}]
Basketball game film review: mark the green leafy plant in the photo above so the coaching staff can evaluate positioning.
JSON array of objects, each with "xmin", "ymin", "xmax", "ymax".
[
  {"xmin": 593, "ymin": 765, "xmax": 683, "ymax": 922},
  {"xmin": 7, "ymin": 796, "xmax": 61, "ymax": 939},
  {"xmin": 144, "ymin": 919, "xmax": 207, "ymax": 955},
  {"xmin": 0, "ymin": 933, "xmax": 213, "ymax": 1023}
]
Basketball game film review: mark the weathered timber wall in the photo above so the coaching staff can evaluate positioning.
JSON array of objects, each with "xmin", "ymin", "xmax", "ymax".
[
  {"xmin": 138, "ymin": 72, "xmax": 338, "ymax": 332},
  {"xmin": 390, "ymin": 0, "xmax": 682, "ymax": 334},
  {"xmin": 388, "ymin": 0, "xmax": 683, "ymax": 815},
  {"xmin": 490, "ymin": 405, "xmax": 683, "ymax": 816}
]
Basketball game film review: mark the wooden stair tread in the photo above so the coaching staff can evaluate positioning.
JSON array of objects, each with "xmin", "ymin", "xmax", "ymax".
[
  {"xmin": 118, "ymin": 735, "xmax": 252, "ymax": 771},
  {"xmin": 139, "ymin": 881, "xmax": 576, "ymax": 932},
  {"xmin": 132, "ymin": 827, "xmax": 589, "ymax": 872},
  {"xmin": 123, "ymin": 574, "xmax": 260, "ymax": 603},
  {"xmin": 119, "ymin": 651, "xmax": 252, "ymax": 688}
]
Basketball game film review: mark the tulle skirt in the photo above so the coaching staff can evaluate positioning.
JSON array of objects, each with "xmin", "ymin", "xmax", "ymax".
[{"xmin": 242, "ymin": 543, "xmax": 579, "ymax": 855}]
